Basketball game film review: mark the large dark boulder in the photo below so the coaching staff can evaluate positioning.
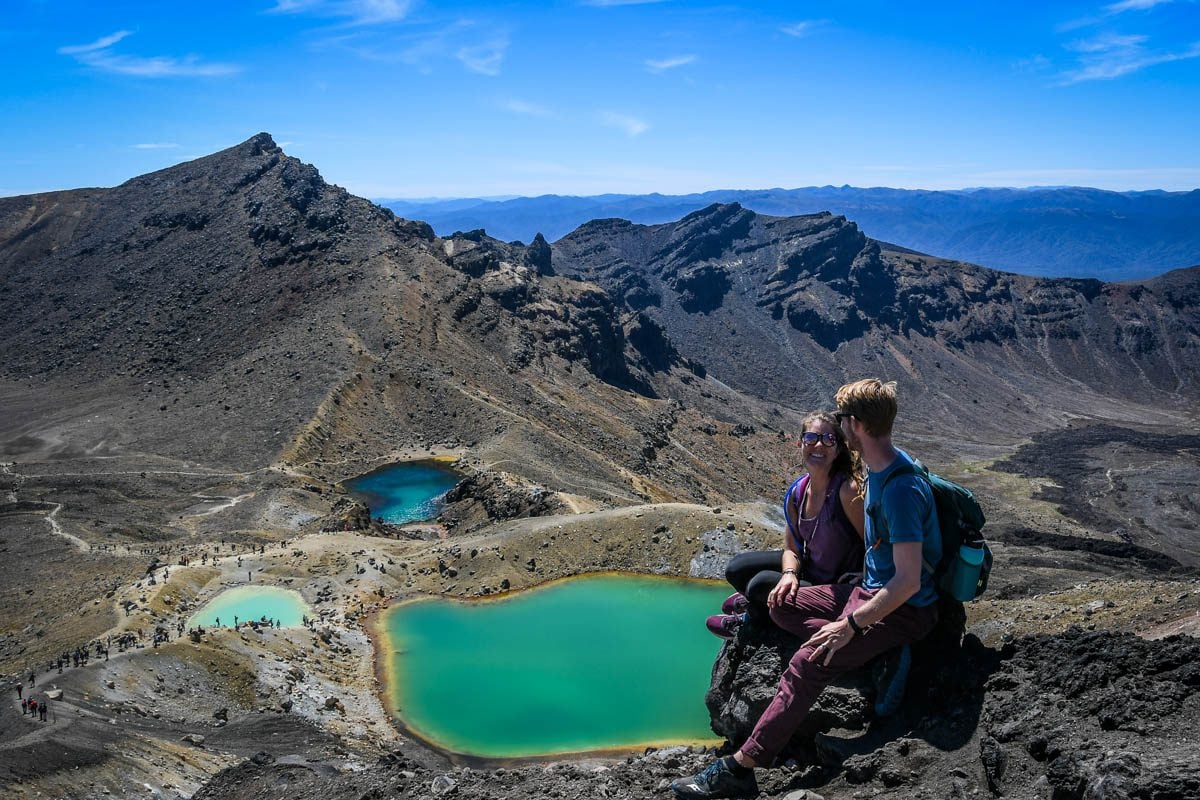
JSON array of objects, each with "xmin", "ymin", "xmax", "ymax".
[
  {"xmin": 704, "ymin": 618, "xmax": 875, "ymax": 764},
  {"xmin": 706, "ymin": 597, "xmax": 971, "ymax": 765}
]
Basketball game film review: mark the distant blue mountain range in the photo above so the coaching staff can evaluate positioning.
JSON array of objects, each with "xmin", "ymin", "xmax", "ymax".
[{"xmin": 378, "ymin": 187, "xmax": 1200, "ymax": 281}]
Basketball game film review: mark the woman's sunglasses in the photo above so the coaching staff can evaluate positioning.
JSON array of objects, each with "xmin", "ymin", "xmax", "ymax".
[{"xmin": 799, "ymin": 432, "xmax": 838, "ymax": 447}]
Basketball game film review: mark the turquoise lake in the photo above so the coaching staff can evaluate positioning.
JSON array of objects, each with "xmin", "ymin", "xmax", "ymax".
[
  {"xmin": 379, "ymin": 574, "xmax": 727, "ymax": 759},
  {"xmin": 343, "ymin": 459, "xmax": 461, "ymax": 524},
  {"xmin": 188, "ymin": 586, "xmax": 311, "ymax": 628}
]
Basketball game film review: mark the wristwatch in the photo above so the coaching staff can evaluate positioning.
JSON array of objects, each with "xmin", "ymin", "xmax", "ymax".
[{"xmin": 847, "ymin": 612, "xmax": 866, "ymax": 636}]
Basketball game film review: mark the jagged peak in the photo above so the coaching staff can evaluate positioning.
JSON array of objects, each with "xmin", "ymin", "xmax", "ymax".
[{"xmin": 677, "ymin": 202, "xmax": 748, "ymax": 225}]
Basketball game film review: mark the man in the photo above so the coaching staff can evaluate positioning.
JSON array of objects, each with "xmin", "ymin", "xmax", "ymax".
[{"xmin": 672, "ymin": 378, "xmax": 942, "ymax": 799}]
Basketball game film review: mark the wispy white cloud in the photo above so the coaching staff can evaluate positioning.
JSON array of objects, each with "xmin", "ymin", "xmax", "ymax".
[
  {"xmin": 132, "ymin": 142, "xmax": 180, "ymax": 150},
  {"xmin": 1058, "ymin": 32, "xmax": 1200, "ymax": 83},
  {"xmin": 1104, "ymin": 0, "xmax": 1174, "ymax": 13},
  {"xmin": 645, "ymin": 54, "xmax": 696, "ymax": 72},
  {"xmin": 269, "ymin": 0, "xmax": 413, "ymax": 26},
  {"xmin": 582, "ymin": 0, "xmax": 669, "ymax": 6},
  {"xmin": 600, "ymin": 111, "xmax": 649, "ymax": 137},
  {"xmin": 58, "ymin": 32, "xmax": 240, "ymax": 77},
  {"xmin": 314, "ymin": 19, "xmax": 509, "ymax": 76},
  {"xmin": 501, "ymin": 98, "xmax": 554, "ymax": 117},
  {"xmin": 1059, "ymin": 0, "xmax": 1176, "ymax": 30},
  {"xmin": 456, "ymin": 36, "xmax": 509, "ymax": 75},
  {"xmin": 780, "ymin": 20, "xmax": 821, "ymax": 38},
  {"xmin": 58, "ymin": 30, "xmax": 132, "ymax": 55}
]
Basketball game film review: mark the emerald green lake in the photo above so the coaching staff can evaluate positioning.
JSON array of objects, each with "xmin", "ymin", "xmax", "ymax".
[
  {"xmin": 343, "ymin": 459, "xmax": 461, "ymax": 524},
  {"xmin": 188, "ymin": 586, "xmax": 311, "ymax": 628},
  {"xmin": 379, "ymin": 574, "xmax": 727, "ymax": 758}
]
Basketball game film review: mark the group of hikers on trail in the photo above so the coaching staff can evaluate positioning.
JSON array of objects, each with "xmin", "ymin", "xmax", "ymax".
[
  {"xmin": 20, "ymin": 694, "xmax": 50, "ymax": 721},
  {"xmin": 13, "ymin": 671, "xmax": 53, "ymax": 723},
  {"xmin": 672, "ymin": 378, "xmax": 989, "ymax": 800}
]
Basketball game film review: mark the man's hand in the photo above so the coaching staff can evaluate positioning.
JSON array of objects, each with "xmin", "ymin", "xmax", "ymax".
[
  {"xmin": 805, "ymin": 618, "xmax": 855, "ymax": 666},
  {"xmin": 767, "ymin": 572, "xmax": 800, "ymax": 609}
]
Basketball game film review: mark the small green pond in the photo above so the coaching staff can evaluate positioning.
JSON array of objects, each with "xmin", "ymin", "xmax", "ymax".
[
  {"xmin": 343, "ymin": 459, "xmax": 461, "ymax": 524},
  {"xmin": 188, "ymin": 586, "xmax": 312, "ymax": 628},
  {"xmin": 379, "ymin": 573, "xmax": 727, "ymax": 759}
]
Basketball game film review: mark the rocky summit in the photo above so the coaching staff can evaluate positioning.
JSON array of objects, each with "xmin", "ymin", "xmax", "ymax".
[
  {"xmin": 0, "ymin": 135, "xmax": 1198, "ymax": 800},
  {"xmin": 553, "ymin": 202, "xmax": 1200, "ymax": 438}
]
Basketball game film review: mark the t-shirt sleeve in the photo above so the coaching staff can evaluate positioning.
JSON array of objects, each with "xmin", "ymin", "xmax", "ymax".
[{"xmin": 881, "ymin": 477, "xmax": 932, "ymax": 543}]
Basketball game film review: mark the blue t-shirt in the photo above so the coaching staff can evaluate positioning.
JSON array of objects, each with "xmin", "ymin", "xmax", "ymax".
[{"xmin": 863, "ymin": 448, "xmax": 941, "ymax": 607}]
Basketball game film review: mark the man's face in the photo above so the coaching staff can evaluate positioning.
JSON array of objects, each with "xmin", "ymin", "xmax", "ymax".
[{"xmin": 836, "ymin": 411, "xmax": 861, "ymax": 452}]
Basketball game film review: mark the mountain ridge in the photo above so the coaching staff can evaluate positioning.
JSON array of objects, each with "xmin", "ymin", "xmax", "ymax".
[{"xmin": 381, "ymin": 185, "xmax": 1200, "ymax": 281}]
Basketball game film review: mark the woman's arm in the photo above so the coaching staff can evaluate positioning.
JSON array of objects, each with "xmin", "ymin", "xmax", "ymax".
[{"xmin": 781, "ymin": 537, "xmax": 801, "ymax": 574}]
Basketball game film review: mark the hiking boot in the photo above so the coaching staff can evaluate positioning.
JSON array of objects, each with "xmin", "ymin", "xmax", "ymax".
[
  {"xmin": 872, "ymin": 643, "xmax": 912, "ymax": 717},
  {"xmin": 671, "ymin": 756, "xmax": 758, "ymax": 799},
  {"xmin": 721, "ymin": 592, "xmax": 749, "ymax": 615},
  {"xmin": 705, "ymin": 613, "xmax": 744, "ymax": 640}
]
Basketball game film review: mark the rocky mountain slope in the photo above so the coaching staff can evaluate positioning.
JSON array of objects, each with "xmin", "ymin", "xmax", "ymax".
[
  {"xmin": 0, "ymin": 135, "xmax": 798, "ymax": 512},
  {"xmin": 553, "ymin": 203, "xmax": 1200, "ymax": 444}
]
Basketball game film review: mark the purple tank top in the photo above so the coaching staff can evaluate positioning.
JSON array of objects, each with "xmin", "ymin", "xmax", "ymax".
[{"xmin": 787, "ymin": 472, "xmax": 865, "ymax": 585}]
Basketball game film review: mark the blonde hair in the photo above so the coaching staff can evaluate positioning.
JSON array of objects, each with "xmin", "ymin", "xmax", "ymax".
[{"xmin": 834, "ymin": 378, "xmax": 898, "ymax": 438}]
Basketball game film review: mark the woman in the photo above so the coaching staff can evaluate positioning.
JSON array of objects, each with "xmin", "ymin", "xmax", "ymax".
[{"xmin": 707, "ymin": 411, "xmax": 865, "ymax": 638}]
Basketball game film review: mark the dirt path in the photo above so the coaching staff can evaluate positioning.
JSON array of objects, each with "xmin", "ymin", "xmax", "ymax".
[{"xmin": 42, "ymin": 503, "xmax": 89, "ymax": 552}]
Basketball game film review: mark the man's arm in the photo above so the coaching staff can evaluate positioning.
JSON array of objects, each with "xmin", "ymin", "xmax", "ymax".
[
  {"xmin": 838, "ymin": 541, "xmax": 921, "ymax": 627},
  {"xmin": 804, "ymin": 543, "xmax": 923, "ymax": 665}
]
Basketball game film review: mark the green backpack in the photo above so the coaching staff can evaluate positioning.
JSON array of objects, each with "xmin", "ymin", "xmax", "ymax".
[{"xmin": 869, "ymin": 460, "xmax": 992, "ymax": 602}]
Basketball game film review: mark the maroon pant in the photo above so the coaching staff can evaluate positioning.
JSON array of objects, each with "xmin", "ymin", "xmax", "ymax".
[{"xmin": 740, "ymin": 583, "xmax": 938, "ymax": 765}]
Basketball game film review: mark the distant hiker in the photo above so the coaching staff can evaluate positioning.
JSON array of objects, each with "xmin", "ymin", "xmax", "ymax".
[
  {"xmin": 673, "ymin": 379, "xmax": 942, "ymax": 799},
  {"xmin": 21, "ymin": 698, "xmax": 28, "ymax": 715},
  {"xmin": 706, "ymin": 411, "xmax": 865, "ymax": 639},
  {"xmin": 28, "ymin": 699, "xmax": 37, "ymax": 717},
  {"xmin": 15, "ymin": 682, "xmax": 21, "ymax": 699},
  {"xmin": 28, "ymin": 671, "xmax": 34, "ymax": 687},
  {"xmin": 39, "ymin": 700, "xmax": 47, "ymax": 721}
]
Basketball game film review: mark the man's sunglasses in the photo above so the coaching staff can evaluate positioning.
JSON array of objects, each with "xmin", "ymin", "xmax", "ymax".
[
  {"xmin": 834, "ymin": 411, "xmax": 855, "ymax": 425},
  {"xmin": 799, "ymin": 432, "xmax": 838, "ymax": 447}
]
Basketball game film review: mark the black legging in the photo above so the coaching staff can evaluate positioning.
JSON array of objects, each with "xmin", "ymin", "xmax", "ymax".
[{"xmin": 725, "ymin": 549, "xmax": 793, "ymax": 618}]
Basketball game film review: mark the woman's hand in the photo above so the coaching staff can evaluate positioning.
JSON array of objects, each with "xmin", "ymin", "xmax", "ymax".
[{"xmin": 767, "ymin": 572, "xmax": 800, "ymax": 609}]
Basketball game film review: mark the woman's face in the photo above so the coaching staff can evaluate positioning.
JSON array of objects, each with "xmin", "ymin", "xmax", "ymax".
[{"xmin": 800, "ymin": 420, "xmax": 839, "ymax": 473}]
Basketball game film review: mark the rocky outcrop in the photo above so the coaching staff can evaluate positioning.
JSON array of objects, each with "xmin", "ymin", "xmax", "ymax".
[
  {"xmin": 319, "ymin": 497, "xmax": 375, "ymax": 533},
  {"xmin": 440, "ymin": 470, "xmax": 566, "ymax": 533},
  {"xmin": 705, "ymin": 599, "xmax": 969, "ymax": 763},
  {"xmin": 441, "ymin": 232, "xmax": 662, "ymax": 394},
  {"xmin": 705, "ymin": 619, "xmax": 875, "ymax": 760}
]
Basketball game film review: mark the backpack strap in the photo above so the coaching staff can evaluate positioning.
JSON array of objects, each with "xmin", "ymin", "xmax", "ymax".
[
  {"xmin": 784, "ymin": 474, "xmax": 809, "ymax": 553},
  {"xmin": 868, "ymin": 460, "xmax": 936, "ymax": 576}
]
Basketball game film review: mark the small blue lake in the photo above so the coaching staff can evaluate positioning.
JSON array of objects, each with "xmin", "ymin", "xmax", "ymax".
[
  {"xmin": 342, "ymin": 459, "xmax": 461, "ymax": 524},
  {"xmin": 188, "ymin": 586, "xmax": 311, "ymax": 628}
]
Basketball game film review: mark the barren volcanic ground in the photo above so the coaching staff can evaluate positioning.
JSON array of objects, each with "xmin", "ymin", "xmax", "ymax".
[{"xmin": 1, "ymin": 136, "xmax": 1198, "ymax": 799}]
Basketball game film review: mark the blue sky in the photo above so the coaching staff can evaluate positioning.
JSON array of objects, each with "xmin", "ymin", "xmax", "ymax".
[{"xmin": 2, "ymin": 0, "xmax": 1199, "ymax": 197}]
